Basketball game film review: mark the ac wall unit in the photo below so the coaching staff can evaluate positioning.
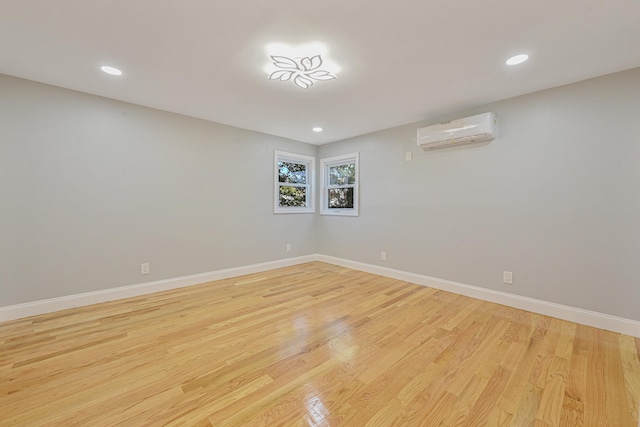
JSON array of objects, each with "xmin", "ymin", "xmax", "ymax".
[{"xmin": 417, "ymin": 112, "xmax": 496, "ymax": 151}]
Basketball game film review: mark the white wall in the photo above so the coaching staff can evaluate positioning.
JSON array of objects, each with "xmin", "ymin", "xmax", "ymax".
[
  {"xmin": 0, "ymin": 74, "xmax": 317, "ymax": 306},
  {"xmin": 3, "ymin": 69, "xmax": 639, "ymax": 323},
  {"xmin": 318, "ymin": 68, "xmax": 640, "ymax": 321}
]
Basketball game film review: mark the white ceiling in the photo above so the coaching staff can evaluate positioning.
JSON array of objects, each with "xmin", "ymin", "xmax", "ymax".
[{"xmin": 1, "ymin": 1, "xmax": 639, "ymax": 144}]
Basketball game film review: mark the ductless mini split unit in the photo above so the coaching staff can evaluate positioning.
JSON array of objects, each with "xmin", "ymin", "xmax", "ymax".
[{"xmin": 417, "ymin": 112, "xmax": 496, "ymax": 150}]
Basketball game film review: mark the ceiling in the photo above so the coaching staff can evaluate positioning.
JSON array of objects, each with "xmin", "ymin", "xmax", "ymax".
[{"xmin": 1, "ymin": 1, "xmax": 639, "ymax": 145}]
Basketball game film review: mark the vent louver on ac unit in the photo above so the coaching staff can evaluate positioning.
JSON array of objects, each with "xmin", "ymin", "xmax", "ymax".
[{"xmin": 417, "ymin": 112, "xmax": 496, "ymax": 151}]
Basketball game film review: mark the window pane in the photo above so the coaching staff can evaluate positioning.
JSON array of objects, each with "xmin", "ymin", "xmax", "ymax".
[
  {"xmin": 278, "ymin": 161, "xmax": 307, "ymax": 184},
  {"xmin": 329, "ymin": 163, "xmax": 355, "ymax": 186},
  {"xmin": 328, "ymin": 188, "xmax": 354, "ymax": 209},
  {"xmin": 279, "ymin": 185, "xmax": 307, "ymax": 207}
]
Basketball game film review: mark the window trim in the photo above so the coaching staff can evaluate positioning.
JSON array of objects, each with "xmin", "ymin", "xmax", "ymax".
[
  {"xmin": 274, "ymin": 150, "xmax": 315, "ymax": 214},
  {"xmin": 320, "ymin": 152, "xmax": 359, "ymax": 216}
]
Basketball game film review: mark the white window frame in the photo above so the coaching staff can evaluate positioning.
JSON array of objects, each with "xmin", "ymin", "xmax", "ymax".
[
  {"xmin": 320, "ymin": 152, "xmax": 359, "ymax": 216},
  {"xmin": 274, "ymin": 151, "xmax": 315, "ymax": 214}
]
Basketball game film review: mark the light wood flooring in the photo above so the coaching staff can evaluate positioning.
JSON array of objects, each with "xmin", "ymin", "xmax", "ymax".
[{"xmin": 1, "ymin": 262, "xmax": 639, "ymax": 426}]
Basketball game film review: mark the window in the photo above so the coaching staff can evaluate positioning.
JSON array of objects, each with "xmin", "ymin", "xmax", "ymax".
[
  {"xmin": 274, "ymin": 151, "xmax": 315, "ymax": 214},
  {"xmin": 320, "ymin": 153, "xmax": 359, "ymax": 216}
]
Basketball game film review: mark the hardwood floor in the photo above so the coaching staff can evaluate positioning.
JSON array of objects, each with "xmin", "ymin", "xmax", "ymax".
[{"xmin": 1, "ymin": 262, "xmax": 638, "ymax": 426}]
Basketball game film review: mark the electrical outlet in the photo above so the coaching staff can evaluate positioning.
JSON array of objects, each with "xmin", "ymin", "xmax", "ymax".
[
  {"xmin": 286, "ymin": 243, "xmax": 291, "ymax": 252},
  {"xmin": 405, "ymin": 152, "xmax": 412, "ymax": 161},
  {"xmin": 141, "ymin": 263, "xmax": 150, "ymax": 275},
  {"xmin": 381, "ymin": 251, "xmax": 387, "ymax": 261},
  {"xmin": 503, "ymin": 271, "xmax": 513, "ymax": 284}
]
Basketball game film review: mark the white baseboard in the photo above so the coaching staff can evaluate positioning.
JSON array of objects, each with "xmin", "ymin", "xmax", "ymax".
[
  {"xmin": 317, "ymin": 255, "xmax": 640, "ymax": 338},
  {"xmin": 3, "ymin": 254, "xmax": 639, "ymax": 338},
  {"xmin": 0, "ymin": 255, "xmax": 318, "ymax": 323}
]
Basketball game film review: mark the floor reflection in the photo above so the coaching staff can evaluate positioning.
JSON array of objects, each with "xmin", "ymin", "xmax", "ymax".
[{"xmin": 304, "ymin": 387, "xmax": 331, "ymax": 427}]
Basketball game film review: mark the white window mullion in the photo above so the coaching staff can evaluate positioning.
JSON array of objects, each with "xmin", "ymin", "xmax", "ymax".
[
  {"xmin": 274, "ymin": 151, "xmax": 315, "ymax": 214},
  {"xmin": 320, "ymin": 152, "xmax": 359, "ymax": 216}
]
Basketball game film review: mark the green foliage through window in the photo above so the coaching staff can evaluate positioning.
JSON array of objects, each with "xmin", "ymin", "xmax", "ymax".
[
  {"xmin": 278, "ymin": 162, "xmax": 307, "ymax": 184},
  {"xmin": 279, "ymin": 186, "xmax": 307, "ymax": 207},
  {"xmin": 329, "ymin": 163, "xmax": 355, "ymax": 186},
  {"xmin": 328, "ymin": 188, "xmax": 354, "ymax": 208}
]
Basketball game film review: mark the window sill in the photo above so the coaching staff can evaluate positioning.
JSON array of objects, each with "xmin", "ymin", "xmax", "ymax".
[
  {"xmin": 320, "ymin": 211, "xmax": 359, "ymax": 217},
  {"xmin": 274, "ymin": 209, "xmax": 316, "ymax": 214}
]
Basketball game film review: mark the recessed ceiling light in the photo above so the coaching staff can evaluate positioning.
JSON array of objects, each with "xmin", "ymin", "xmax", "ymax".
[
  {"xmin": 100, "ymin": 65, "xmax": 122, "ymax": 76},
  {"xmin": 312, "ymin": 127, "xmax": 323, "ymax": 132},
  {"xmin": 506, "ymin": 54, "xmax": 529, "ymax": 66}
]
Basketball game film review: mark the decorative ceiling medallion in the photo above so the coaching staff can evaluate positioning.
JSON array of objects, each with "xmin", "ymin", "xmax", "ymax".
[{"xmin": 268, "ymin": 55, "xmax": 336, "ymax": 89}]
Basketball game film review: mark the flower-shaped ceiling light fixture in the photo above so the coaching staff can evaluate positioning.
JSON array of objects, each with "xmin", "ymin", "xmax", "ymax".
[{"xmin": 268, "ymin": 55, "xmax": 336, "ymax": 89}]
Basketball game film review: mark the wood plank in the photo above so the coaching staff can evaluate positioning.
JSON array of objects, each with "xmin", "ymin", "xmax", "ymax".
[{"xmin": 0, "ymin": 262, "xmax": 637, "ymax": 425}]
